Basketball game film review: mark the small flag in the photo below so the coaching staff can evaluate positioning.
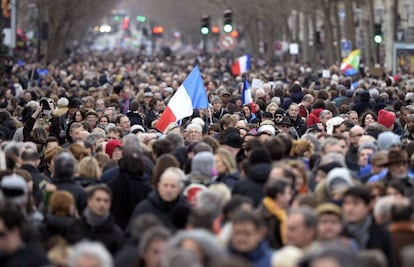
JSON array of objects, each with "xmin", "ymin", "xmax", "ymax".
[
  {"xmin": 232, "ymin": 54, "xmax": 251, "ymax": 76},
  {"xmin": 340, "ymin": 49, "xmax": 360, "ymax": 76},
  {"xmin": 242, "ymin": 79, "xmax": 257, "ymax": 113},
  {"xmin": 156, "ymin": 66, "xmax": 208, "ymax": 133}
]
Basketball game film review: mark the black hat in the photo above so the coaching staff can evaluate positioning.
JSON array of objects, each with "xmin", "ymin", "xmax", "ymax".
[
  {"xmin": 222, "ymin": 132, "xmax": 243, "ymax": 149},
  {"xmin": 262, "ymin": 112, "xmax": 273, "ymax": 119},
  {"xmin": 68, "ymin": 98, "xmax": 81, "ymax": 108}
]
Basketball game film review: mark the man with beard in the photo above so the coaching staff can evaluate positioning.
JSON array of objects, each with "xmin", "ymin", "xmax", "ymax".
[{"xmin": 381, "ymin": 149, "xmax": 414, "ymax": 197}]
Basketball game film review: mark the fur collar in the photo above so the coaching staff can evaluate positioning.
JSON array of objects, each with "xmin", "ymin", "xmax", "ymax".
[{"xmin": 389, "ymin": 222, "xmax": 414, "ymax": 233}]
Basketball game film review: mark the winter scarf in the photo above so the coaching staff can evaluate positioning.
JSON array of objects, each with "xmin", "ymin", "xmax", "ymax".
[
  {"xmin": 83, "ymin": 208, "xmax": 109, "ymax": 227},
  {"xmin": 262, "ymin": 196, "xmax": 287, "ymax": 245},
  {"xmin": 345, "ymin": 215, "xmax": 372, "ymax": 249}
]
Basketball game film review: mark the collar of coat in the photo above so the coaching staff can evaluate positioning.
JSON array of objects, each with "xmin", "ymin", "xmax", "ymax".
[{"xmin": 389, "ymin": 221, "xmax": 414, "ymax": 233}]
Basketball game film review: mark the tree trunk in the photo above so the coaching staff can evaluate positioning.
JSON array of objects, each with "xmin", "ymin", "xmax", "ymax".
[
  {"xmin": 321, "ymin": 0, "xmax": 335, "ymax": 65},
  {"xmin": 383, "ymin": 0, "xmax": 395, "ymax": 70},
  {"xmin": 333, "ymin": 0, "xmax": 342, "ymax": 63},
  {"xmin": 302, "ymin": 12, "xmax": 310, "ymax": 63},
  {"xmin": 345, "ymin": 0, "xmax": 356, "ymax": 49}
]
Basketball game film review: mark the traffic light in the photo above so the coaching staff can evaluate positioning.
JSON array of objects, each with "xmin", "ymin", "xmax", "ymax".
[
  {"xmin": 374, "ymin": 24, "xmax": 383, "ymax": 44},
  {"xmin": 136, "ymin": 15, "xmax": 146, "ymax": 22},
  {"xmin": 122, "ymin": 17, "xmax": 130, "ymax": 30},
  {"xmin": 200, "ymin": 15, "xmax": 210, "ymax": 35},
  {"xmin": 223, "ymin": 10, "xmax": 233, "ymax": 33},
  {"xmin": 152, "ymin": 26, "xmax": 164, "ymax": 36}
]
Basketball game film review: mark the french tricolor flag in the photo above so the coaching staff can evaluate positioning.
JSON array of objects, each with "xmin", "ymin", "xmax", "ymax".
[
  {"xmin": 242, "ymin": 78, "xmax": 257, "ymax": 113},
  {"xmin": 232, "ymin": 54, "xmax": 251, "ymax": 76},
  {"xmin": 156, "ymin": 66, "xmax": 208, "ymax": 133}
]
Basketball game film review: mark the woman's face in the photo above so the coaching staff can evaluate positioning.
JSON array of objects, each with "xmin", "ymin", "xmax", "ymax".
[
  {"xmin": 364, "ymin": 114, "xmax": 375, "ymax": 126},
  {"xmin": 269, "ymin": 106, "xmax": 277, "ymax": 115},
  {"xmin": 99, "ymin": 117, "xmax": 109, "ymax": 127},
  {"xmin": 75, "ymin": 112, "xmax": 83, "ymax": 122},
  {"xmin": 213, "ymin": 102, "xmax": 222, "ymax": 111},
  {"xmin": 144, "ymin": 238, "xmax": 166, "ymax": 267},
  {"xmin": 214, "ymin": 154, "xmax": 227, "ymax": 175},
  {"xmin": 243, "ymin": 106, "xmax": 251, "ymax": 117}
]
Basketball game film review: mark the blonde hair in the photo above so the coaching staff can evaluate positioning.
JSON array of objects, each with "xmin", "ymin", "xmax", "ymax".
[
  {"xmin": 290, "ymin": 139, "xmax": 314, "ymax": 157},
  {"xmin": 215, "ymin": 147, "xmax": 237, "ymax": 174},
  {"xmin": 78, "ymin": 156, "xmax": 101, "ymax": 180}
]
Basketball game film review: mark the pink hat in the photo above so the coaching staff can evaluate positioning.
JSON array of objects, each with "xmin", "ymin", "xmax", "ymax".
[{"xmin": 377, "ymin": 109, "xmax": 395, "ymax": 129}]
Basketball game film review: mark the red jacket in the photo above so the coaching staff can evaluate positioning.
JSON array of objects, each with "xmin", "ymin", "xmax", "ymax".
[{"xmin": 306, "ymin": 108, "xmax": 324, "ymax": 127}]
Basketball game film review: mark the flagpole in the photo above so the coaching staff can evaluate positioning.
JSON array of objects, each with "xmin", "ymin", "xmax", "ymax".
[{"xmin": 208, "ymin": 106, "xmax": 213, "ymax": 124}]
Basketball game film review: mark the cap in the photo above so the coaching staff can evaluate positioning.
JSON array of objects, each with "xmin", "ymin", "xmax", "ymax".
[
  {"xmin": 315, "ymin": 203, "xmax": 341, "ymax": 217},
  {"xmin": 105, "ymin": 140, "xmax": 123, "ymax": 158},
  {"xmin": 131, "ymin": 124, "xmax": 145, "ymax": 134},
  {"xmin": 257, "ymin": 125, "xmax": 276, "ymax": 136}
]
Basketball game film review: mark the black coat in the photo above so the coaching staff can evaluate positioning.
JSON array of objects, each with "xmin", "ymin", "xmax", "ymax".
[
  {"xmin": 129, "ymin": 191, "xmax": 189, "ymax": 231},
  {"xmin": 0, "ymin": 115, "xmax": 16, "ymax": 141},
  {"xmin": 0, "ymin": 241, "xmax": 49, "ymax": 267},
  {"xmin": 73, "ymin": 176, "xmax": 100, "ymax": 188},
  {"xmin": 366, "ymin": 223, "xmax": 395, "ymax": 267},
  {"xmin": 52, "ymin": 177, "xmax": 88, "ymax": 213},
  {"xmin": 215, "ymin": 172, "xmax": 240, "ymax": 190},
  {"xmin": 41, "ymin": 213, "xmax": 77, "ymax": 242},
  {"xmin": 232, "ymin": 163, "xmax": 271, "ymax": 207},
  {"xmin": 20, "ymin": 164, "xmax": 49, "ymax": 204},
  {"xmin": 68, "ymin": 215, "xmax": 124, "ymax": 255},
  {"xmin": 108, "ymin": 172, "xmax": 153, "ymax": 230}
]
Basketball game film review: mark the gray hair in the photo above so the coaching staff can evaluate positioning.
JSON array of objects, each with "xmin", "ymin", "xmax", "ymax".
[
  {"xmin": 319, "ymin": 110, "xmax": 332, "ymax": 120},
  {"xmin": 288, "ymin": 206, "xmax": 318, "ymax": 230},
  {"xmin": 86, "ymin": 133, "xmax": 105, "ymax": 147},
  {"xmin": 160, "ymin": 167, "xmax": 186, "ymax": 189},
  {"xmin": 186, "ymin": 123, "xmax": 202, "ymax": 133},
  {"xmin": 373, "ymin": 196, "xmax": 397, "ymax": 224},
  {"xmin": 161, "ymin": 248, "xmax": 202, "ymax": 267},
  {"xmin": 54, "ymin": 152, "xmax": 77, "ymax": 179},
  {"xmin": 68, "ymin": 241, "xmax": 113, "ymax": 267},
  {"xmin": 195, "ymin": 189, "xmax": 224, "ymax": 217},
  {"xmin": 166, "ymin": 132, "xmax": 185, "ymax": 149},
  {"xmin": 138, "ymin": 226, "xmax": 171, "ymax": 257},
  {"xmin": 166, "ymin": 229, "xmax": 225, "ymax": 266},
  {"xmin": 122, "ymin": 134, "xmax": 141, "ymax": 150}
]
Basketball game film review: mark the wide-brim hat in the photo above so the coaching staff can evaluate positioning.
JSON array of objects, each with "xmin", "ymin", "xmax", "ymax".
[{"xmin": 385, "ymin": 149, "xmax": 409, "ymax": 166}]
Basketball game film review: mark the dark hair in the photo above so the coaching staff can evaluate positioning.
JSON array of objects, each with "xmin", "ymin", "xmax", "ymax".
[
  {"xmin": 312, "ymin": 99, "xmax": 326, "ymax": 109},
  {"xmin": 54, "ymin": 152, "xmax": 77, "ymax": 179},
  {"xmin": 0, "ymin": 205, "xmax": 25, "ymax": 230},
  {"xmin": 248, "ymin": 147, "xmax": 271, "ymax": 165},
  {"xmin": 264, "ymin": 179, "xmax": 290, "ymax": 198},
  {"xmin": 152, "ymin": 139, "xmax": 172, "ymax": 159},
  {"xmin": 232, "ymin": 209, "xmax": 263, "ymax": 229},
  {"xmin": 222, "ymin": 195, "xmax": 253, "ymax": 221},
  {"xmin": 391, "ymin": 202, "xmax": 413, "ymax": 222},
  {"xmin": 359, "ymin": 110, "xmax": 377, "ymax": 128},
  {"xmin": 151, "ymin": 154, "xmax": 180, "ymax": 187},
  {"xmin": 87, "ymin": 184, "xmax": 112, "ymax": 199},
  {"xmin": 119, "ymin": 147, "xmax": 145, "ymax": 176},
  {"xmin": 343, "ymin": 186, "xmax": 371, "ymax": 205},
  {"xmin": 387, "ymin": 180, "xmax": 405, "ymax": 196}
]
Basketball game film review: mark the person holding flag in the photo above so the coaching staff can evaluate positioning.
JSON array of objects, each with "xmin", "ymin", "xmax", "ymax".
[
  {"xmin": 242, "ymin": 78, "xmax": 259, "ymax": 124},
  {"xmin": 155, "ymin": 66, "xmax": 209, "ymax": 133}
]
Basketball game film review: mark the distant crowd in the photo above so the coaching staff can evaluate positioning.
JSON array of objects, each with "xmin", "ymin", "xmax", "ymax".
[{"xmin": 0, "ymin": 50, "xmax": 414, "ymax": 267}]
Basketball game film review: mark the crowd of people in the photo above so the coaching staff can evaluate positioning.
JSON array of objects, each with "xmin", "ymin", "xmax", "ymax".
[{"xmin": 0, "ymin": 50, "xmax": 414, "ymax": 267}]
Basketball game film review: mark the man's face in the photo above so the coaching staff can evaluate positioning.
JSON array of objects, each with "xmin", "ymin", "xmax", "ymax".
[
  {"xmin": 185, "ymin": 128, "xmax": 202, "ymax": 142},
  {"xmin": 70, "ymin": 127, "xmax": 84, "ymax": 142},
  {"xmin": 157, "ymin": 176, "xmax": 181, "ymax": 202},
  {"xmin": 349, "ymin": 126, "xmax": 364, "ymax": 146},
  {"xmin": 358, "ymin": 148, "xmax": 374, "ymax": 167},
  {"xmin": 342, "ymin": 196, "xmax": 369, "ymax": 224},
  {"xmin": 349, "ymin": 112, "xmax": 358, "ymax": 125},
  {"xmin": 324, "ymin": 140, "xmax": 347, "ymax": 155},
  {"xmin": 317, "ymin": 213, "xmax": 343, "ymax": 241},
  {"xmin": 154, "ymin": 100, "xmax": 165, "ymax": 112},
  {"xmin": 87, "ymin": 115, "xmax": 98, "ymax": 128},
  {"xmin": 286, "ymin": 213, "xmax": 315, "ymax": 249},
  {"xmin": 231, "ymin": 222, "xmax": 264, "ymax": 253},
  {"xmin": 388, "ymin": 162, "xmax": 408, "ymax": 179},
  {"xmin": 119, "ymin": 117, "xmax": 131, "ymax": 132},
  {"xmin": 107, "ymin": 131, "xmax": 121, "ymax": 141},
  {"xmin": 320, "ymin": 114, "xmax": 332, "ymax": 126},
  {"xmin": 96, "ymin": 100, "xmax": 105, "ymax": 110},
  {"xmin": 288, "ymin": 106, "xmax": 299, "ymax": 119},
  {"xmin": 400, "ymin": 110, "xmax": 409, "ymax": 122},
  {"xmin": 88, "ymin": 190, "xmax": 111, "ymax": 217}
]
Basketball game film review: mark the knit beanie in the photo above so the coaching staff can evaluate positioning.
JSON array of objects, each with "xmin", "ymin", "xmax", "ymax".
[
  {"xmin": 326, "ymin": 168, "xmax": 353, "ymax": 196},
  {"xmin": 377, "ymin": 109, "xmax": 395, "ymax": 128},
  {"xmin": 377, "ymin": 132, "xmax": 400, "ymax": 150},
  {"xmin": 191, "ymin": 151, "xmax": 215, "ymax": 177}
]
